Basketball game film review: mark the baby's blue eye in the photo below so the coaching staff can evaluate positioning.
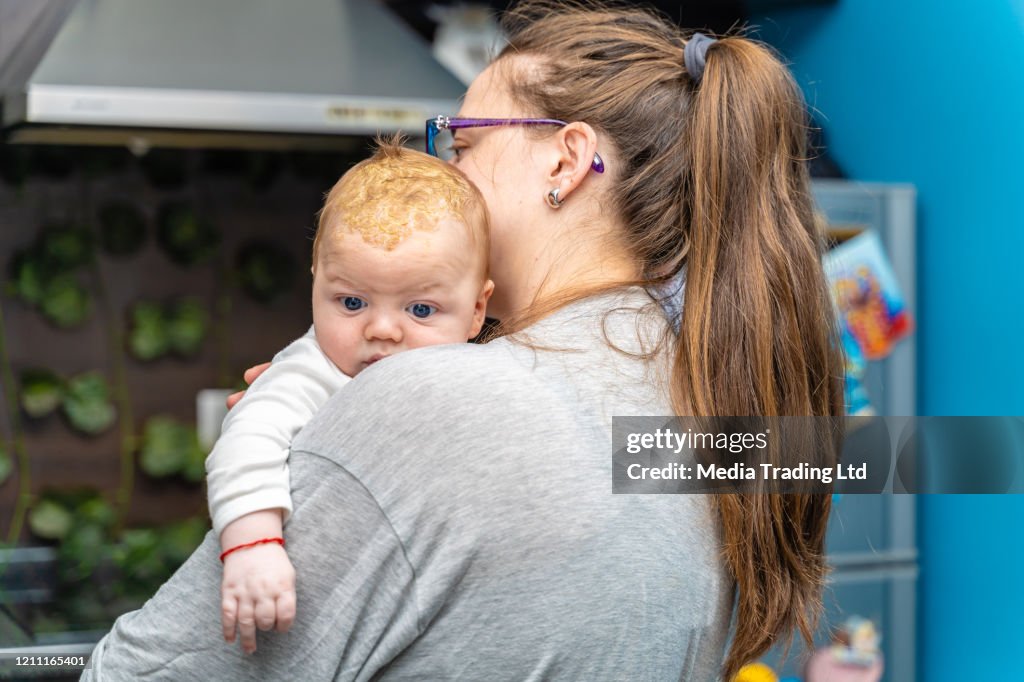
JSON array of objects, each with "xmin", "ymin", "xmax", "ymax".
[
  {"xmin": 408, "ymin": 303, "xmax": 436, "ymax": 319},
  {"xmin": 342, "ymin": 296, "xmax": 366, "ymax": 311}
]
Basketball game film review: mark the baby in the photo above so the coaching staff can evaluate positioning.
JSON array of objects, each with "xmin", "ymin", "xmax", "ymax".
[{"xmin": 204, "ymin": 140, "xmax": 493, "ymax": 653}]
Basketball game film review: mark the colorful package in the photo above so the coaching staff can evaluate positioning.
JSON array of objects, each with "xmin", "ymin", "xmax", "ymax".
[{"xmin": 824, "ymin": 230, "xmax": 913, "ymax": 361}]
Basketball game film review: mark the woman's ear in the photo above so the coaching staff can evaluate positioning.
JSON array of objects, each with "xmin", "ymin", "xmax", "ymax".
[
  {"xmin": 548, "ymin": 122, "xmax": 600, "ymax": 204},
  {"xmin": 469, "ymin": 279, "xmax": 496, "ymax": 338}
]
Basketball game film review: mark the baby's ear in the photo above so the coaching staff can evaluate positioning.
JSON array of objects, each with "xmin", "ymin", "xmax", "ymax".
[
  {"xmin": 480, "ymin": 279, "xmax": 495, "ymax": 301},
  {"xmin": 470, "ymin": 279, "xmax": 495, "ymax": 338}
]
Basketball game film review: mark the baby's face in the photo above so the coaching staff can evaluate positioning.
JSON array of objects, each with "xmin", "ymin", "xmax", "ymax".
[{"xmin": 312, "ymin": 218, "xmax": 492, "ymax": 377}]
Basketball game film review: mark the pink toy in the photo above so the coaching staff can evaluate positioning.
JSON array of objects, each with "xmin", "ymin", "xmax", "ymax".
[{"xmin": 805, "ymin": 616, "xmax": 884, "ymax": 682}]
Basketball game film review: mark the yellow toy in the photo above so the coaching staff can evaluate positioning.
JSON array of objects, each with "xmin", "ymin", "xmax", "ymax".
[{"xmin": 733, "ymin": 662, "xmax": 779, "ymax": 682}]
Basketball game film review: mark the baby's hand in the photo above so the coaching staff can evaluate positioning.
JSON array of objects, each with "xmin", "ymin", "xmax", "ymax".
[
  {"xmin": 221, "ymin": 542, "xmax": 296, "ymax": 654},
  {"xmin": 226, "ymin": 362, "xmax": 271, "ymax": 409}
]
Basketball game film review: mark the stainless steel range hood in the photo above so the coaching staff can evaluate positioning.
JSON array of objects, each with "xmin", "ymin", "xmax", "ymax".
[{"xmin": 0, "ymin": 0, "xmax": 466, "ymax": 149}]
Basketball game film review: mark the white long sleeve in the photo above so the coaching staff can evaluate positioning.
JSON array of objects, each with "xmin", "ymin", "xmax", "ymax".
[{"xmin": 205, "ymin": 325, "xmax": 349, "ymax": 538}]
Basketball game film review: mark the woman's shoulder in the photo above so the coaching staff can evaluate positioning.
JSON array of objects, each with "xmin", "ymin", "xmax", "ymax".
[
  {"xmin": 289, "ymin": 340, "xmax": 545, "ymax": 479},
  {"xmin": 293, "ymin": 342, "xmax": 528, "ymax": 439},
  {"xmin": 356, "ymin": 340, "xmax": 529, "ymax": 396}
]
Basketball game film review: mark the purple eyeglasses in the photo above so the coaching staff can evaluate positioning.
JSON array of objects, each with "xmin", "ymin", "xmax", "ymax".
[{"xmin": 425, "ymin": 116, "xmax": 605, "ymax": 173}]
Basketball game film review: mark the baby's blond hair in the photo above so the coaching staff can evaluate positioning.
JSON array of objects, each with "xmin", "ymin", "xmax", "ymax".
[{"xmin": 313, "ymin": 136, "xmax": 489, "ymax": 279}]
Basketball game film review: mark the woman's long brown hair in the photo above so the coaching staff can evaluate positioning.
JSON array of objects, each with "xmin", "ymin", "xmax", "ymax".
[{"xmin": 497, "ymin": 2, "xmax": 845, "ymax": 678}]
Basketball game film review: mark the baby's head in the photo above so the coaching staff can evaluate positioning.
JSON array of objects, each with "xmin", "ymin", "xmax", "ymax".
[{"xmin": 311, "ymin": 139, "xmax": 493, "ymax": 376}]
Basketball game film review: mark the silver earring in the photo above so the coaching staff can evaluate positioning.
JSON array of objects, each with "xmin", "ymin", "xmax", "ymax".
[{"xmin": 546, "ymin": 187, "xmax": 563, "ymax": 209}]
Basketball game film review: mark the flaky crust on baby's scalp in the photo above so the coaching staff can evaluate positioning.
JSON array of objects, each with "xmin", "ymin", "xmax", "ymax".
[{"xmin": 312, "ymin": 136, "xmax": 490, "ymax": 266}]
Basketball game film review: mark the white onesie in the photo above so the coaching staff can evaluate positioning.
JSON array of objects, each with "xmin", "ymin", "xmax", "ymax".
[{"xmin": 204, "ymin": 326, "xmax": 349, "ymax": 538}]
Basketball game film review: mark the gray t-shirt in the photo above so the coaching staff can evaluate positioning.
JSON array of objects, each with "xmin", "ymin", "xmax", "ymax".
[{"xmin": 81, "ymin": 288, "xmax": 734, "ymax": 681}]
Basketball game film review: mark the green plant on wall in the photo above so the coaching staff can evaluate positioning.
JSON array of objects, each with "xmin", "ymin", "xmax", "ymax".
[
  {"xmin": 157, "ymin": 202, "xmax": 220, "ymax": 267},
  {"xmin": 26, "ymin": 489, "xmax": 208, "ymax": 632},
  {"xmin": 166, "ymin": 299, "xmax": 207, "ymax": 356},
  {"xmin": 17, "ymin": 368, "xmax": 117, "ymax": 436},
  {"xmin": 1, "ymin": 146, "xmax": 314, "ymax": 639},
  {"xmin": 6, "ymin": 408, "xmax": 208, "ymax": 634},
  {"xmin": 40, "ymin": 275, "xmax": 92, "ymax": 329},
  {"xmin": 139, "ymin": 416, "xmax": 206, "ymax": 483},
  {"xmin": 62, "ymin": 372, "xmax": 117, "ymax": 436},
  {"xmin": 236, "ymin": 239, "xmax": 298, "ymax": 303},
  {"xmin": 7, "ymin": 225, "xmax": 95, "ymax": 329},
  {"xmin": 128, "ymin": 299, "xmax": 209, "ymax": 361},
  {"xmin": 39, "ymin": 224, "xmax": 93, "ymax": 269},
  {"xmin": 127, "ymin": 302, "xmax": 166, "ymax": 361},
  {"xmin": 18, "ymin": 368, "xmax": 63, "ymax": 418},
  {"xmin": 3, "ymin": 183, "xmax": 219, "ymax": 517}
]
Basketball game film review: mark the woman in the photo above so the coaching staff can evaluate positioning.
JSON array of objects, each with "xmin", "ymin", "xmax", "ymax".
[{"xmin": 81, "ymin": 2, "xmax": 841, "ymax": 680}]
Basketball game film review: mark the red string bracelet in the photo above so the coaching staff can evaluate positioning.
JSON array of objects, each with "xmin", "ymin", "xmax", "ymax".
[{"xmin": 219, "ymin": 537, "xmax": 285, "ymax": 563}]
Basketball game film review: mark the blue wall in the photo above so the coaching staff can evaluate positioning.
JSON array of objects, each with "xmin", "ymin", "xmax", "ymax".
[{"xmin": 754, "ymin": 1, "xmax": 1024, "ymax": 678}]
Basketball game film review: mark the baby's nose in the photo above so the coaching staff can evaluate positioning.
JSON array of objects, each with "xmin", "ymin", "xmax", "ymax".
[{"xmin": 364, "ymin": 311, "xmax": 403, "ymax": 342}]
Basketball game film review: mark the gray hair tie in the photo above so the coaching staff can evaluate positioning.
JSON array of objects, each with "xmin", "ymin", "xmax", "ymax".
[{"xmin": 684, "ymin": 32, "xmax": 717, "ymax": 83}]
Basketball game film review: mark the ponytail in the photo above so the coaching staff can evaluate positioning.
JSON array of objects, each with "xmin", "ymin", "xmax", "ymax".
[{"xmin": 678, "ymin": 35, "xmax": 843, "ymax": 678}]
